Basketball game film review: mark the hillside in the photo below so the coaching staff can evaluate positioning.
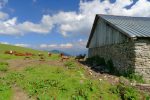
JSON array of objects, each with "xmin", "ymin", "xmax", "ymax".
[
  {"xmin": 50, "ymin": 49, "xmax": 70, "ymax": 56},
  {"xmin": 0, "ymin": 43, "xmax": 44, "ymax": 54},
  {"xmin": 0, "ymin": 43, "xmax": 50, "ymax": 60},
  {"xmin": 0, "ymin": 44, "xmax": 150, "ymax": 100}
]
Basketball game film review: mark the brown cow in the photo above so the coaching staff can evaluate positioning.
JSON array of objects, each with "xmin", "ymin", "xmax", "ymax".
[
  {"xmin": 60, "ymin": 53, "xmax": 69, "ymax": 61},
  {"xmin": 14, "ymin": 52, "xmax": 26, "ymax": 56},
  {"xmin": 4, "ymin": 50, "xmax": 13, "ymax": 55},
  {"xmin": 25, "ymin": 52, "xmax": 33, "ymax": 56},
  {"xmin": 48, "ymin": 52, "xmax": 51, "ymax": 57}
]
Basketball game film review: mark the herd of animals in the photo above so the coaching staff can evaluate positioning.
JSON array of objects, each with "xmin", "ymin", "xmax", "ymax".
[{"xmin": 4, "ymin": 50, "xmax": 86, "ymax": 61}]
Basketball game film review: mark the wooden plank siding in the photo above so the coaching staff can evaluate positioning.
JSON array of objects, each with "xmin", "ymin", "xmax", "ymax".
[{"xmin": 89, "ymin": 18, "xmax": 128, "ymax": 48}]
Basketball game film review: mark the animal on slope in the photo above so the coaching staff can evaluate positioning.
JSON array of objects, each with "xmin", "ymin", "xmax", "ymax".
[
  {"xmin": 60, "ymin": 53, "xmax": 69, "ymax": 62},
  {"xmin": 4, "ymin": 50, "xmax": 16, "ymax": 55},
  {"xmin": 48, "ymin": 52, "xmax": 52, "ymax": 57}
]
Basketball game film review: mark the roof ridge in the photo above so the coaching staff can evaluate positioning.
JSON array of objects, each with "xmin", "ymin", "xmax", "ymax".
[{"xmin": 97, "ymin": 14, "xmax": 150, "ymax": 19}]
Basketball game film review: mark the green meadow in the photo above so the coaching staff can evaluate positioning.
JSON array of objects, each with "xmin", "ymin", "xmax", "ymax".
[{"xmin": 0, "ymin": 44, "xmax": 149, "ymax": 100}]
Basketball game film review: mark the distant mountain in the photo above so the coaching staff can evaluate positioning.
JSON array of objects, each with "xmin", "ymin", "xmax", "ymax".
[{"xmin": 49, "ymin": 50, "xmax": 71, "ymax": 56}]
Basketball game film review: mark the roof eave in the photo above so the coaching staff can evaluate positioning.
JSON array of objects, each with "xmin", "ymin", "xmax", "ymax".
[{"xmin": 86, "ymin": 15, "xmax": 99, "ymax": 48}]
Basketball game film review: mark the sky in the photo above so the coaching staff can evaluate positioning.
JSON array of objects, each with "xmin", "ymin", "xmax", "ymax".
[{"xmin": 0, "ymin": 0, "xmax": 150, "ymax": 55}]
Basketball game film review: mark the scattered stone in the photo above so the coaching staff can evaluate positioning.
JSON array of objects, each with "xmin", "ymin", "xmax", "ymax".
[
  {"xmin": 119, "ymin": 77, "xmax": 130, "ymax": 85},
  {"xmin": 99, "ymin": 78, "xmax": 103, "ymax": 81}
]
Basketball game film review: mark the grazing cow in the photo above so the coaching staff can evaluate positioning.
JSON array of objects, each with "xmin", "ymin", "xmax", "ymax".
[
  {"xmin": 48, "ymin": 52, "xmax": 51, "ymax": 57},
  {"xmin": 24, "ymin": 52, "xmax": 33, "ymax": 60},
  {"xmin": 14, "ymin": 52, "xmax": 26, "ymax": 56},
  {"xmin": 4, "ymin": 50, "xmax": 14, "ymax": 55},
  {"xmin": 14, "ymin": 53, "xmax": 25, "ymax": 56},
  {"xmin": 75, "ymin": 54, "xmax": 86, "ymax": 61},
  {"xmin": 25, "ymin": 52, "xmax": 33, "ymax": 56},
  {"xmin": 60, "ymin": 53, "xmax": 69, "ymax": 61}
]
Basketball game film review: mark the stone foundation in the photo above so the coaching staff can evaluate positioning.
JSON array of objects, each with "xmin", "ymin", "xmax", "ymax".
[
  {"xmin": 88, "ymin": 39, "xmax": 150, "ymax": 79},
  {"xmin": 134, "ymin": 39, "xmax": 150, "ymax": 79}
]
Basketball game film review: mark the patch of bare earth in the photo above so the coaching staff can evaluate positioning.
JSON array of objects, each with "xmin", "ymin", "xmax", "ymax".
[
  {"xmin": 12, "ymin": 85, "xmax": 32, "ymax": 100},
  {"xmin": 76, "ymin": 62, "xmax": 119, "ymax": 85},
  {"xmin": 7, "ymin": 59, "xmax": 64, "ymax": 71}
]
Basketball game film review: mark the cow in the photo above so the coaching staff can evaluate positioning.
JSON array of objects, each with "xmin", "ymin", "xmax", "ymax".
[
  {"xmin": 4, "ymin": 50, "xmax": 14, "ymax": 55},
  {"xmin": 60, "ymin": 53, "xmax": 69, "ymax": 61},
  {"xmin": 48, "ymin": 52, "xmax": 52, "ymax": 57},
  {"xmin": 25, "ymin": 52, "xmax": 33, "ymax": 56},
  {"xmin": 14, "ymin": 53, "xmax": 26, "ymax": 56}
]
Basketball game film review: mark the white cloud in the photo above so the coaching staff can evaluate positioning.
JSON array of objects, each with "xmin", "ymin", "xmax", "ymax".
[
  {"xmin": 40, "ymin": 43, "xmax": 73, "ymax": 49},
  {"xmin": 48, "ymin": 44, "xmax": 57, "ymax": 48},
  {"xmin": 0, "ymin": 0, "xmax": 150, "ymax": 36},
  {"xmin": 0, "ymin": 11, "xmax": 8, "ymax": 20},
  {"xmin": 38, "ymin": 40, "xmax": 87, "ymax": 55},
  {"xmin": 14, "ymin": 43, "xmax": 29, "ymax": 47},
  {"xmin": 0, "ymin": 41, "xmax": 30, "ymax": 48},
  {"xmin": 0, "ymin": 41, "xmax": 9, "ymax": 44},
  {"xmin": 60, "ymin": 43, "xmax": 73, "ymax": 48}
]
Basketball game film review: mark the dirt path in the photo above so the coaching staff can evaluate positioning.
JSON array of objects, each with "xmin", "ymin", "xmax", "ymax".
[
  {"xmin": 7, "ymin": 59, "xmax": 63, "ymax": 71},
  {"xmin": 12, "ymin": 86, "xmax": 32, "ymax": 100},
  {"xmin": 77, "ymin": 62, "xmax": 120, "ymax": 85}
]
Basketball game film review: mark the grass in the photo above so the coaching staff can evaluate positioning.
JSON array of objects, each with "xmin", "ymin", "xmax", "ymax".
[
  {"xmin": 0, "ymin": 78, "xmax": 12, "ymax": 100},
  {"xmin": 1, "ymin": 64, "xmax": 121, "ymax": 100},
  {"xmin": 0, "ymin": 62, "xmax": 9, "ymax": 72},
  {"xmin": 0, "ymin": 43, "xmax": 150, "ymax": 100},
  {"xmin": 0, "ymin": 43, "xmax": 60, "ymax": 60}
]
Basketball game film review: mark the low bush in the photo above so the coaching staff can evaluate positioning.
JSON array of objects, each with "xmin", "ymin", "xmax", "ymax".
[
  {"xmin": 106, "ymin": 59, "xmax": 115, "ymax": 74},
  {"xmin": 127, "ymin": 73, "xmax": 144, "ymax": 83},
  {"xmin": 121, "ymin": 67, "xmax": 144, "ymax": 83},
  {"xmin": 119, "ymin": 84, "xmax": 141, "ymax": 100},
  {"xmin": 110, "ymin": 83, "xmax": 141, "ymax": 100}
]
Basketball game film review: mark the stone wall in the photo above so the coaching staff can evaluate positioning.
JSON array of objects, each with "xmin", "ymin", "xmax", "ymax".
[
  {"xmin": 88, "ymin": 39, "xmax": 150, "ymax": 79},
  {"xmin": 134, "ymin": 39, "xmax": 150, "ymax": 79}
]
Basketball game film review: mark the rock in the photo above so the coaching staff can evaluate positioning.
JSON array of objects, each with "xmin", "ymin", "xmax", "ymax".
[{"xmin": 119, "ymin": 76, "xmax": 130, "ymax": 85}]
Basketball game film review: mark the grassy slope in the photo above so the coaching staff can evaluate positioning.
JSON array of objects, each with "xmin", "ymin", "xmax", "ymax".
[
  {"xmin": 0, "ymin": 43, "xmax": 59, "ymax": 60},
  {"xmin": 0, "ymin": 43, "xmax": 44, "ymax": 53},
  {"xmin": 0, "ymin": 44, "xmax": 149, "ymax": 100}
]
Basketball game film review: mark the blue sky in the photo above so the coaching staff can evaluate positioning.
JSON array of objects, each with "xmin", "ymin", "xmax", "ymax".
[{"xmin": 0, "ymin": 0, "xmax": 150, "ymax": 55}]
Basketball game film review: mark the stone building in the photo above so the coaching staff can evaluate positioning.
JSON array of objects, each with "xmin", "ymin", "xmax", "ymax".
[{"xmin": 86, "ymin": 14, "xmax": 150, "ymax": 79}]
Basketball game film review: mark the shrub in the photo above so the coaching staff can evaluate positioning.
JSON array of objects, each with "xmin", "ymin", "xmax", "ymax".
[
  {"xmin": 110, "ymin": 83, "xmax": 141, "ymax": 100},
  {"xmin": 122, "ymin": 67, "xmax": 134, "ymax": 77},
  {"xmin": 118, "ymin": 84, "xmax": 141, "ymax": 100},
  {"xmin": 0, "ymin": 62, "xmax": 9, "ymax": 72},
  {"xmin": 86, "ymin": 56, "xmax": 106, "ymax": 66},
  {"xmin": 127, "ymin": 73, "xmax": 144, "ymax": 83},
  {"xmin": 145, "ymin": 94, "xmax": 150, "ymax": 100},
  {"xmin": 106, "ymin": 59, "xmax": 116, "ymax": 74}
]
